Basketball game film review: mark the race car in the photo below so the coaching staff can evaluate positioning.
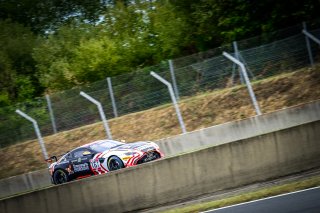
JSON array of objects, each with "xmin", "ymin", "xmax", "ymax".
[{"xmin": 46, "ymin": 139, "xmax": 164, "ymax": 184}]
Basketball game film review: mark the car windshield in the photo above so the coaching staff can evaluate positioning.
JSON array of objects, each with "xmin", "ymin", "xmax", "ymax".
[{"xmin": 89, "ymin": 140, "xmax": 124, "ymax": 152}]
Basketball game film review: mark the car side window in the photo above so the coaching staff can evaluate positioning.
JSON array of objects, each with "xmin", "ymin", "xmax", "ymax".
[
  {"xmin": 60, "ymin": 156, "xmax": 67, "ymax": 162},
  {"xmin": 72, "ymin": 149, "xmax": 92, "ymax": 158},
  {"xmin": 65, "ymin": 153, "xmax": 72, "ymax": 160}
]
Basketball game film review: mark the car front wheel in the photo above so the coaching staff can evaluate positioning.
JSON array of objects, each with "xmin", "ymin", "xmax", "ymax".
[{"xmin": 107, "ymin": 156, "xmax": 124, "ymax": 171}]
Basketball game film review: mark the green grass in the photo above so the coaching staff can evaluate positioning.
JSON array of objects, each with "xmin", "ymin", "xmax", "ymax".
[{"xmin": 161, "ymin": 175, "xmax": 320, "ymax": 213}]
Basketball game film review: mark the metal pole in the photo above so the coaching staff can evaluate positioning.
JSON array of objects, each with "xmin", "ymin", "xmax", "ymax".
[
  {"xmin": 150, "ymin": 71, "xmax": 187, "ymax": 133},
  {"xmin": 168, "ymin": 59, "xmax": 180, "ymax": 100},
  {"xmin": 302, "ymin": 29, "xmax": 320, "ymax": 44},
  {"xmin": 45, "ymin": 94, "xmax": 57, "ymax": 134},
  {"xmin": 80, "ymin": 91, "xmax": 112, "ymax": 139},
  {"xmin": 223, "ymin": 52, "xmax": 262, "ymax": 116},
  {"xmin": 233, "ymin": 41, "xmax": 244, "ymax": 84},
  {"xmin": 15, "ymin": 110, "xmax": 49, "ymax": 162},
  {"xmin": 303, "ymin": 22, "xmax": 314, "ymax": 66},
  {"xmin": 231, "ymin": 61, "xmax": 236, "ymax": 86},
  {"xmin": 107, "ymin": 77, "xmax": 118, "ymax": 118}
]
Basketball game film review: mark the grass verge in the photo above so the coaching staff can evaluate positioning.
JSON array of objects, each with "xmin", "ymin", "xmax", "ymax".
[{"xmin": 161, "ymin": 175, "xmax": 320, "ymax": 213}]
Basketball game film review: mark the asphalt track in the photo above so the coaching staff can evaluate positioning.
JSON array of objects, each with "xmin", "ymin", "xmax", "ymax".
[{"xmin": 203, "ymin": 186, "xmax": 320, "ymax": 213}]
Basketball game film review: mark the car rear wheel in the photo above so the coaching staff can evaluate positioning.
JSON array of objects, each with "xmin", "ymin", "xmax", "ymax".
[
  {"xmin": 53, "ymin": 170, "xmax": 69, "ymax": 184},
  {"xmin": 107, "ymin": 156, "xmax": 124, "ymax": 171}
]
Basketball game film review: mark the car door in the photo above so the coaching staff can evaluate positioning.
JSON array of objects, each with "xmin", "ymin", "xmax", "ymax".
[{"xmin": 70, "ymin": 148, "xmax": 94, "ymax": 178}]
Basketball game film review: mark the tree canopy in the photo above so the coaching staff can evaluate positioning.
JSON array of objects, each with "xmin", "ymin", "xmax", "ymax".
[{"xmin": 0, "ymin": 0, "xmax": 319, "ymax": 106}]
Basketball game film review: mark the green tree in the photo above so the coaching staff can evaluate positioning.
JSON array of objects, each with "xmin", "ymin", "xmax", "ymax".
[
  {"xmin": 0, "ymin": 0, "xmax": 106, "ymax": 33},
  {"xmin": 33, "ymin": 24, "xmax": 87, "ymax": 91},
  {"xmin": 18, "ymin": 0, "xmax": 320, "ymax": 95},
  {"xmin": 0, "ymin": 20, "xmax": 39, "ymax": 106},
  {"xmin": 170, "ymin": 0, "xmax": 320, "ymax": 51},
  {"xmin": 149, "ymin": 1, "xmax": 190, "ymax": 60},
  {"xmin": 71, "ymin": 38, "xmax": 125, "ymax": 83}
]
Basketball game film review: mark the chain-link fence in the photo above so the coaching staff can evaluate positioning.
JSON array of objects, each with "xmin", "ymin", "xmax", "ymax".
[{"xmin": 1, "ymin": 23, "xmax": 320, "ymax": 147}]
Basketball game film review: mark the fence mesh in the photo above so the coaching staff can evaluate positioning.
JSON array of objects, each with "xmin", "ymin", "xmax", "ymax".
[{"xmin": 1, "ymin": 24, "xmax": 320, "ymax": 147}]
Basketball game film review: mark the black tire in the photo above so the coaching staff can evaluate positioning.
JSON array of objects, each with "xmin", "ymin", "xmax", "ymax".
[
  {"xmin": 107, "ymin": 156, "xmax": 124, "ymax": 171},
  {"xmin": 53, "ymin": 169, "xmax": 69, "ymax": 184}
]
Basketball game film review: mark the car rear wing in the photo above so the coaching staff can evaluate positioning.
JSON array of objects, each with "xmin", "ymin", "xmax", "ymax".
[
  {"xmin": 45, "ymin": 151, "xmax": 69, "ymax": 163},
  {"xmin": 45, "ymin": 156, "xmax": 58, "ymax": 163}
]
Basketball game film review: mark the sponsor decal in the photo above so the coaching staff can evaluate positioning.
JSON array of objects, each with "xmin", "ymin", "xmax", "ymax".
[
  {"xmin": 83, "ymin": 151, "xmax": 91, "ymax": 156},
  {"xmin": 74, "ymin": 163, "xmax": 89, "ymax": 172},
  {"xmin": 143, "ymin": 152, "xmax": 157, "ymax": 162},
  {"xmin": 122, "ymin": 156, "xmax": 131, "ymax": 161}
]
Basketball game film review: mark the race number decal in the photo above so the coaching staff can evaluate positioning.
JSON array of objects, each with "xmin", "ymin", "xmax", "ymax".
[{"xmin": 90, "ymin": 160, "xmax": 100, "ymax": 169}]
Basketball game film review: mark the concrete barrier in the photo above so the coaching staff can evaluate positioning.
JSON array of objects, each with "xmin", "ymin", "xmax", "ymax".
[
  {"xmin": 1, "ymin": 99, "xmax": 320, "ymax": 199},
  {"xmin": 1, "ymin": 119, "xmax": 319, "ymax": 213},
  {"xmin": 157, "ymin": 100, "xmax": 320, "ymax": 156},
  {"xmin": 0, "ymin": 169, "xmax": 51, "ymax": 198}
]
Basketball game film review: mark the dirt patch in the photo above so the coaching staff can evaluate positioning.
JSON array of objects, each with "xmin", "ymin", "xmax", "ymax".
[{"xmin": 0, "ymin": 65, "xmax": 320, "ymax": 179}]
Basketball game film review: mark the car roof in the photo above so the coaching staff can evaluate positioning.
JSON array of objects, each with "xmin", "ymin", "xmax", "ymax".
[{"xmin": 80, "ymin": 139, "xmax": 122, "ymax": 148}]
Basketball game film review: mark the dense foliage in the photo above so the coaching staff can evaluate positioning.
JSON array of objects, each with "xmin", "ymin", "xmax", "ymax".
[{"xmin": 0, "ymin": 0, "xmax": 319, "ymax": 106}]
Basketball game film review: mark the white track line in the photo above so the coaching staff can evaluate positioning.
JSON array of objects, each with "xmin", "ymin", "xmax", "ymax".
[{"xmin": 201, "ymin": 186, "xmax": 320, "ymax": 212}]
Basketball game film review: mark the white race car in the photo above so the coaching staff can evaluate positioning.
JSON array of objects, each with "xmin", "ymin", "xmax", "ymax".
[{"xmin": 46, "ymin": 139, "xmax": 164, "ymax": 184}]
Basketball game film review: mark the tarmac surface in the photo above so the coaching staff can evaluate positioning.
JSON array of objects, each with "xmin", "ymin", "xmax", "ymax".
[
  {"xmin": 203, "ymin": 186, "xmax": 320, "ymax": 213},
  {"xmin": 140, "ymin": 167, "xmax": 320, "ymax": 213}
]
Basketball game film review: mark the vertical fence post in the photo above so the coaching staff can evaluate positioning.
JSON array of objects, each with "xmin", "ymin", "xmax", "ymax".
[
  {"xmin": 15, "ymin": 110, "xmax": 49, "ymax": 164},
  {"xmin": 303, "ymin": 22, "xmax": 314, "ymax": 66},
  {"xmin": 107, "ymin": 77, "xmax": 118, "ymax": 118},
  {"xmin": 80, "ymin": 91, "xmax": 112, "ymax": 139},
  {"xmin": 233, "ymin": 41, "xmax": 244, "ymax": 84},
  {"xmin": 45, "ymin": 94, "xmax": 57, "ymax": 134},
  {"xmin": 150, "ymin": 71, "xmax": 187, "ymax": 134},
  {"xmin": 168, "ymin": 59, "xmax": 180, "ymax": 100},
  {"xmin": 223, "ymin": 52, "xmax": 262, "ymax": 116}
]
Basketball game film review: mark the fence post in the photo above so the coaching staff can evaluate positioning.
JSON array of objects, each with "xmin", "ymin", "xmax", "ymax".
[
  {"xmin": 45, "ymin": 94, "xmax": 57, "ymax": 134},
  {"xmin": 223, "ymin": 52, "xmax": 262, "ymax": 116},
  {"xmin": 303, "ymin": 22, "xmax": 314, "ymax": 66},
  {"xmin": 15, "ymin": 109, "xmax": 49, "ymax": 164},
  {"xmin": 80, "ymin": 91, "xmax": 112, "ymax": 139},
  {"xmin": 107, "ymin": 77, "xmax": 118, "ymax": 118},
  {"xmin": 302, "ymin": 29, "xmax": 320, "ymax": 45},
  {"xmin": 168, "ymin": 59, "xmax": 180, "ymax": 100},
  {"xmin": 150, "ymin": 71, "xmax": 187, "ymax": 134},
  {"xmin": 232, "ymin": 41, "xmax": 244, "ymax": 84}
]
